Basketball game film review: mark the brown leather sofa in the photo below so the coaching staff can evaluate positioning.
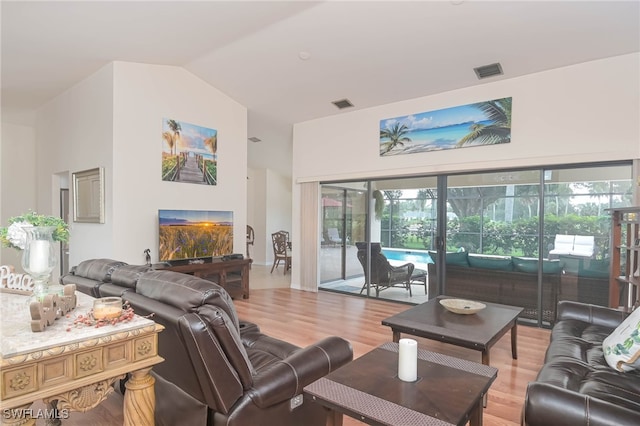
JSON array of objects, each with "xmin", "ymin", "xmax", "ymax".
[
  {"xmin": 61, "ymin": 258, "xmax": 132, "ymax": 296},
  {"xmin": 62, "ymin": 259, "xmax": 354, "ymax": 425},
  {"xmin": 523, "ymin": 301, "xmax": 640, "ymax": 425}
]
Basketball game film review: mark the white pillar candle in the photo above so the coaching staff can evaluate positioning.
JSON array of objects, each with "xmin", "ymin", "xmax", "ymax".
[
  {"xmin": 29, "ymin": 240, "xmax": 50, "ymax": 274},
  {"xmin": 398, "ymin": 338, "xmax": 418, "ymax": 382}
]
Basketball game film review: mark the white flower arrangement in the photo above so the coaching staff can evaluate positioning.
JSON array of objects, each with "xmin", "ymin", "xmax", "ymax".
[
  {"xmin": 5, "ymin": 221, "xmax": 32, "ymax": 250},
  {"xmin": 0, "ymin": 212, "xmax": 70, "ymax": 250}
]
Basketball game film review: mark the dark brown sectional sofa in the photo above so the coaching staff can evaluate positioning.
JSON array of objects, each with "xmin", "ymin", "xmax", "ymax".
[
  {"xmin": 523, "ymin": 301, "xmax": 640, "ymax": 425},
  {"xmin": 61, "ymin": 258, "xmax": 353, "ymax": 426}
]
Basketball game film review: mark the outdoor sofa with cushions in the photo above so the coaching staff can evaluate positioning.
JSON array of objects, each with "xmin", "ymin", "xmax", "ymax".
[
  {"xmin": 523, "ymin": 301, "xmax": 640, "ymax": 425},
  {"xmin": 427, "ymin": 252, "xmax": 561, "ymax": 323},
  {"xmin": 548, "ymin": 234, "xmax": 596, "ymax": 258},
  {"xmin": 558, "ymin": 255, "xmax": 612, "ymax": 307}
]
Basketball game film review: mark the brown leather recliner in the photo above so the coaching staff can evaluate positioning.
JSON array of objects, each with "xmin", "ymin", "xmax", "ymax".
[{"xmin": 122, "ymin": 270, "xmax": 353, "ymax": 426}]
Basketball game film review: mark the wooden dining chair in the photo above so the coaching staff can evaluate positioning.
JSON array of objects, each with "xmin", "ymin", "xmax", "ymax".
[{"xmin": 271, "ymin": 231, "xmax": 291, "ymax": 274}]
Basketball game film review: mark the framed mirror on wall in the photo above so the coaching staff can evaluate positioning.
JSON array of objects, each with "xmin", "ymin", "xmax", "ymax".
[{"xmin": 72, "ymin": 167, "xmax": 104, "ymax": 223}]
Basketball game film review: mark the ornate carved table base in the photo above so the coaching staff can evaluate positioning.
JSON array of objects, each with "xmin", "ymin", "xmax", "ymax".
[
  {"xmin": 124, "ymin": 368, "xmax": 156, "ymax": 426},
  {"xmin": 1, "ymin": 291, "xmax": 164, "ymax": 426}
]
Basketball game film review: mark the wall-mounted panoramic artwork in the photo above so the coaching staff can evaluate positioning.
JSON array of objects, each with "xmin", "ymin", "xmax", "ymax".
[
  {"xmin": 161, "ymin": 118, "xmax": 218, "ymax": 185},
  {"xmin": 379, "ymin": 97, "xmax": 512, "ymax": 156}
]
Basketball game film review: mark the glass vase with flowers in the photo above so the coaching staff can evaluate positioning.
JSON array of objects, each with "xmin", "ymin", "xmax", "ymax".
[{"xmin": 1, "ymin": 212, "xmax": 70, "ymax": 300}]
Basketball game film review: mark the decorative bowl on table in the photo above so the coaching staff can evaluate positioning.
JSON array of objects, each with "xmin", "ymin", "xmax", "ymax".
[{"xmin": 439, "ymin": 298, "xmax": 486, "ymax": 315}]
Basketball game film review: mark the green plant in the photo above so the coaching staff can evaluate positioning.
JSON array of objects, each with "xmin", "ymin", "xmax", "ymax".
[{"xmin": 0, "ymin": 211, "xmax": 70, "ymax": 250}]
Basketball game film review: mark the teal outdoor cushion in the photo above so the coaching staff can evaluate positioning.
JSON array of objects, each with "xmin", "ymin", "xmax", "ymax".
[
  {"xmin": 468, "ymin": 255, "xmax": 514, "ymax": 271},
  {"xmin": 428, "ymin": 251, "xmax": 470, "ymax": 267},
  {"xmin": 512, "ymin": 257, "xmax": 538, "ymax": 273},
  {"xmin": 512, "ymin": 257, "xmax": 562, "ymax": 274}
]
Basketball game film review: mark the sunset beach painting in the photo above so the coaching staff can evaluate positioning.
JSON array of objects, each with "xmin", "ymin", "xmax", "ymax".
[{"xmin": 380, "ymin": 97, "xmax": 512, "ymax": 156}]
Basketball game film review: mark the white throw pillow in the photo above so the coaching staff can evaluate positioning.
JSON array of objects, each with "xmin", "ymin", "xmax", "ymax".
[{"xmin": 603, "ymin": 308, "xmax": 640, "ymax": 372}]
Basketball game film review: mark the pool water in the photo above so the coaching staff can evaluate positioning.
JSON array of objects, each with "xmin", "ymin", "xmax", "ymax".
[{"xmin": 382, "ymin": 249, "xmax": 434, "ymax": 266}]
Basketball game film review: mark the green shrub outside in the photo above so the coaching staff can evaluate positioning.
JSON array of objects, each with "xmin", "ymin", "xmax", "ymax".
[{"xmin": 398, "ymin": 214, "xmax": 610, "ymax": 259}]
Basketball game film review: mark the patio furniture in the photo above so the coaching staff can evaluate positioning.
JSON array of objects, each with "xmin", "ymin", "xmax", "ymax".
[
  {"xmin": 327, "ymin": 228, "xmax": 341, "ymax": 246},
  {"xmin": 549, "ymin": 234, "xmax": 595, "ymax": 258},
  {"xmin": 356, "ymin": 242, "xmax": 416, "ymax": 296}
]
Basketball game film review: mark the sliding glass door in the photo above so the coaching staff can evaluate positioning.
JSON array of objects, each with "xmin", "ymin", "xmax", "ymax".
[
  {"xmin": 543, "ymin": 165, "xmax": 633, "ymax": 311},
  {"xmin": 319, "ymin": 161, "xmax": 633, "ymax": 326},
  {"xmin": 320, "ymin": 183, "xmax": 367, "ymax": 284},
  {"xmin": 442, "ymin": 165, "xmax": 632, "ymax": 326}
]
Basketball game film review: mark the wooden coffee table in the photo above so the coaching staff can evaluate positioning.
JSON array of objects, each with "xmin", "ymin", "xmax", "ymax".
[
  {"xmin": 304, "ymin": 342, "xmax": 497, "ymax": 426},
  {"xmin": 382, "ymin": 296, "xmax": 523, "ymax": 367}
]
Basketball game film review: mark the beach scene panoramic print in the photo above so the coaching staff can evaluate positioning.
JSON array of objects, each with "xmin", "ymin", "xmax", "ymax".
[
  {"xmin": 162, "ymin": 118, "xmax": 218, "ymax": 185},
  {"xmin": 379, "ymin": 97, "xmax": 512, "ymax": 156}
]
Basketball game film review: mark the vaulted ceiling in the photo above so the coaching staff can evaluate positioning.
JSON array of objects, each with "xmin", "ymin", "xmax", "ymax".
[{"xmin": 2, "ymin": 1, "xmax": 639, "ymax": 177}]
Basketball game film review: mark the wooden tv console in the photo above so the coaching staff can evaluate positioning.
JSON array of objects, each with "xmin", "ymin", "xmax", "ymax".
[{"xmin": 161, "ymin": 258, "xmax": 252, "ymax": 299}]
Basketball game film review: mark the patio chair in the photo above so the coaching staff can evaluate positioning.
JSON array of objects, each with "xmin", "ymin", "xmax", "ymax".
[
  {"xmin": 355, "ymin": 242, "xmax": 416, "ymax": 296},
  {"xmin": 327, "ymin": 228, "xmax": 341, "ymax": 246}
]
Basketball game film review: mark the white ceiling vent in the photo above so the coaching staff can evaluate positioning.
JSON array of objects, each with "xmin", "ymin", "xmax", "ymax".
[
  {"xmin": 473, "ymin": 63, "xmax": 503, "ymax": 79},
  {"xmin": 248, "ymin": 137, "xmax": 262, "ymax": 143},
  {"xmin": 332, "ymin": 99, "xmax": 354, "ymax": 109}
]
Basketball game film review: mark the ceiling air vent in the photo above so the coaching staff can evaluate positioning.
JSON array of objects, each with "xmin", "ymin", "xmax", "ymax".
[
  {"xmin": 473, "ymin": 63, "xmax": 503, "ymax": 79},
  {"xmin": 332, "ymin": 98, "xmax": 354, "ymax": 109},
  {"xmin": 248, "ymin": 137, "xmax": 262, "ymax": 143}
]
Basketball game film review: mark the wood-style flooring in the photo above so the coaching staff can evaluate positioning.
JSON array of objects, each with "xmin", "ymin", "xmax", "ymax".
[{"xmin": 30, "ymin": 288, "xmax": 550, "ymax": 425}]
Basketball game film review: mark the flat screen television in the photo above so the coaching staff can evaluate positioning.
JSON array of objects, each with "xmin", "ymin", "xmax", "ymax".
[{"xmin": 158, "ymin": 209, "xmax": 233, "ymax": 262}]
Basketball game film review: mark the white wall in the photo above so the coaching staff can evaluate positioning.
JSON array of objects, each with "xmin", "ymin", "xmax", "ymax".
[
  {"xmin": 265, "ymin": 169, "xmax": 292, "ymax": 267},
  {"xmin": 36, "ymin": 64, "xmax": 115, "ymax": 272},
  {"xmin": 112, "ymin": 62, "xmax": 247, "ymax": 264},
  {"xmin": 0, "ymin": 122, "xmax": 37, "ymax": 269},
  {"xmin": 247, "ymin": 167, "xmax": 293, "ymax": 267},
  {"xmin": 29, "ymin": 61, "xmax": 247, "ymax": 267},
  {"xmin": 290, "ymin": 53, "xmax": 640, "ymax": 288},
  {"xmin": 247, "ymin": 167, "xmax": 267, "ymax": 264}
]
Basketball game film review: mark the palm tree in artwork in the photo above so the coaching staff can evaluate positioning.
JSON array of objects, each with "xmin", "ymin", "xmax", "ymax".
[
  {"xmin": 457, "ymin": 97, "xmax": 512, "ymax": 147},
  {"xmin": 380, "ymin": 123, "xmax": 412, "ymax": 155},
  {"xmin": 166, "ymin": 119, "xmax": 182, "ymax": 155},
  {"xmin": 204, "ymin": 134, "xmax": 217, "ymax": 156},
  {"xmin": 162, "ymin": 131, "xmax": 175, "ymax": 155}
]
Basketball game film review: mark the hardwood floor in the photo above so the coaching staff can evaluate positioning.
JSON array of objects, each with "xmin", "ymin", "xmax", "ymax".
[{"xmin": 31, "ymin": 287, "xmax": 550, "ymax": 425}]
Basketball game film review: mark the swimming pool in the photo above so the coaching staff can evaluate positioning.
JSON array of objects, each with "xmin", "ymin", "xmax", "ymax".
[{"xmin": 382, "ymin": 248, "xmax": 434, "ymax": 266}]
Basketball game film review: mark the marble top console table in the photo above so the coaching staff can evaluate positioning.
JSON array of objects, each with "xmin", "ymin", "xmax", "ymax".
[{"xmin": 0, "ymin": 290, "xmax": 164, "ymax": 426}]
